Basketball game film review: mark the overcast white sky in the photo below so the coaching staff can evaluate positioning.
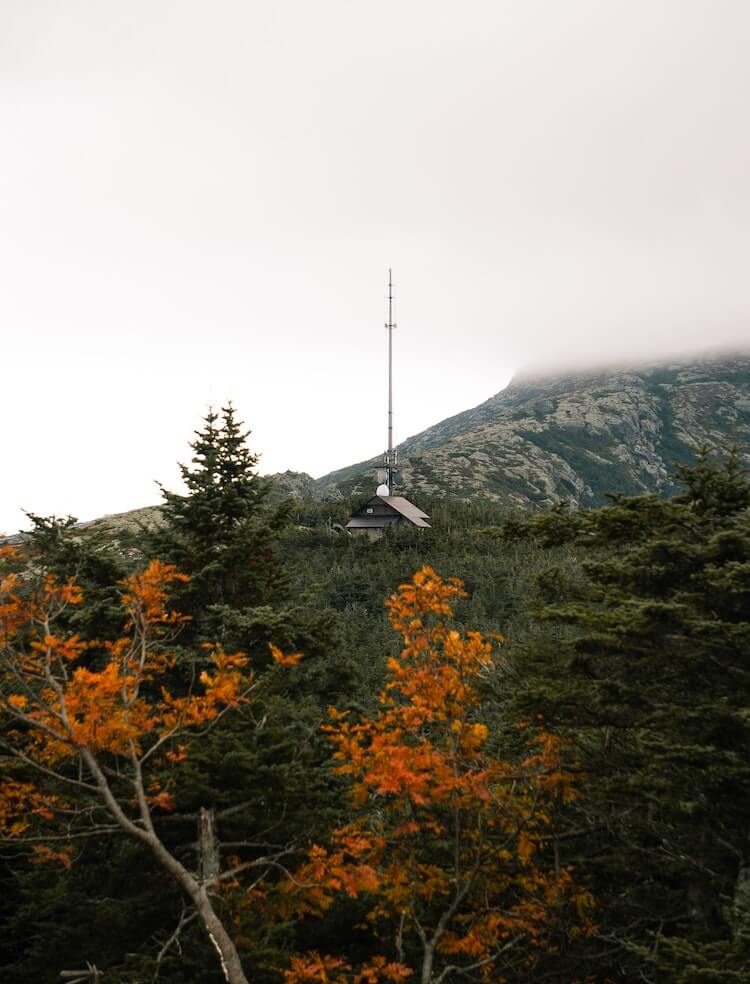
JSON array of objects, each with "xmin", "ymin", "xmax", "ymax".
[{"xmin": 2, "ymin": 1, "xmax": 749, "ymax": 533}]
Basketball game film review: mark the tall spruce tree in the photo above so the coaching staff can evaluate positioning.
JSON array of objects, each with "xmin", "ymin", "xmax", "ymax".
[
  {"xmin": 150, "ymin": 405, "xmax": 343, "ymax": 687},
  {"xmin": 503, "ymin": 451, "xmax": 750, "ymax": 982},
  {"xmin": 138, "ymin": 405, "xmax": 348, "ymax": 980},
  {"xmin": 152, "ymin": 404, "xmax": 287, "ymax": 636},
  {"xmin": 1, "ymin": 408, "xmax": 347, "ymax": 983}
]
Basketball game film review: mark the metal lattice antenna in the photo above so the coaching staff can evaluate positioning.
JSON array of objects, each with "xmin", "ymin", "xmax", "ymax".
[{"xmin": 385, "ymin": 269, "xmax": 397, "ymax": 494}]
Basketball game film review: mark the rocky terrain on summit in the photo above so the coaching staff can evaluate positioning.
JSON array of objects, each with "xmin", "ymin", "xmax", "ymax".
[
  {"xmin": 313, "ymin": 353, "xmax": 750, "ymax": 508},
  {"xmin": 12, "ymin": 354, "xmax": 746, "ymax": 542}
]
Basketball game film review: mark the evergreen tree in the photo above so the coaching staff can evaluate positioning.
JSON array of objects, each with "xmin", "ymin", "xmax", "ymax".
[
  {"xmin": 0, "ymin": 514, "xmax": 131, "ymax": 980},
  {"xmin": 20, "ymin": 512, "xmax": 127, "ymax": 638},
  {"xmin": 138, "ymin": 405, "xmax": 350, "ymax": 979},
  {"xmin": 151, "ymin": 404, "xmax": 287, "ymax": 635},
  {"xmin": 502, "ymin": 451, "xmax": 750, "ymax": 982},
  {"xmin": 1, "ymin": 408, "xmax": 345, "ymax": 982}
]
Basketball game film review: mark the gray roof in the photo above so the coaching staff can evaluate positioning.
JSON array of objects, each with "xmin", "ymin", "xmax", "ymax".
[
  {"xmin": 346, "ymin": 495, "xmax": 431, "ymax": 530},
  {"xmin": 376, "ymin": 496, "xmax": 431, "ymax": 527}
]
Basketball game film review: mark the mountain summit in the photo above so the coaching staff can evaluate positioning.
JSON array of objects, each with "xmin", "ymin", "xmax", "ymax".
[{"xmin": 316, "ymin": 353, "xmax": 750, "ymax": 507}]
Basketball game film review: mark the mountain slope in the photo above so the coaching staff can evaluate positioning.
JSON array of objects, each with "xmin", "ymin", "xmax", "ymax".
[{"xmin": 316, "ymin": 353, "xmax": 750, "ymax": 507}]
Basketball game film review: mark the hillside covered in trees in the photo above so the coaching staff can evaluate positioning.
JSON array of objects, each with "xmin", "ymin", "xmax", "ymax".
[{"xmin": 1, "ymin": 404, "xmax": 749, "ymax": 983}]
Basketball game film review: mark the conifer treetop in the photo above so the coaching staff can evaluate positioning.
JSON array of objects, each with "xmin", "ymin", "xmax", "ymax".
[{"xmin": 158, "ymin": 403, "xmax": 269, "ymax": 541}]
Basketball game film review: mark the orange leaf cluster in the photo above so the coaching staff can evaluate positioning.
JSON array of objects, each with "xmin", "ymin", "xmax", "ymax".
[
  {"xmin": 31, "ymin": 843, "xmax": 74, "ymax": 869},
  {"xmin": 0, "ymin": 556, "xmax": 257, "ymax": 836},
  {"xmin": 0, "ymin": 780, "xmax": 60, "ymax": 837},
  {"xmin": 119, "ymin": 560, "xmax": 190, "ymax": 629},
  {"xmin": 284, "ymin": 952, "xmax": 411, "ymax": 984},
  {"xmin": 291, "ymin": 566, "xmax": 593, "ymax": 976},
  {"xmin": 269, "ymin": 643, "xmax": 304, "ymax": 667}
]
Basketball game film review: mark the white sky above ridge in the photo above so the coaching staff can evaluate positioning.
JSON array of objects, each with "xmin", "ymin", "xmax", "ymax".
[{"xmin": 2, "ymin": 1, "xmax": 749, "ymax": 533}]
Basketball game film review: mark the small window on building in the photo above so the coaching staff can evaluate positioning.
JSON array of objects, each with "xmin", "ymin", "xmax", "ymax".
[{"xmin": 366, "ymin": 507, "xmax": 374, "ymax": 514}]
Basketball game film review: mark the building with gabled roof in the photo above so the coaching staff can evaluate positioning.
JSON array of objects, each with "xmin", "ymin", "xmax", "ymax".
[{"xmin": 346, "ymin": 494, "xmax": 431, "ymax": 540}]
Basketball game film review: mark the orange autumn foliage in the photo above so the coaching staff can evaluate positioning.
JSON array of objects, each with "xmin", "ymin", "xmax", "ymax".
[
  {"xmin": 269, "ymin": 642, "xmax": 304, "ymax": 667},
  {"xmin": 0, "ymin": 551, "xmax": 255, "ymax": 843},
  {"xmin": 285, "ymin": 953, "xmax": 412, "ymax": 984},
  {"xmin": 0, "ymin": 544, "xmax": 306, "ymax": 984},
  {"xmin": 289, "ymin": 566, "xmax": 593, "ymax": 981}
]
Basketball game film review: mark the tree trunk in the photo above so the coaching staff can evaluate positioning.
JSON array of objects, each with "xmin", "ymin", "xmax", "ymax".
[
  {"xmin": 421, "ymin": 943, "xmax": 434, "ymax": 984},
  {"xmin": 199, "ymin": 806, "xmax": 221, "ymax": 881},
  {"xmin": 194, "ymin": 885, "xmax": 250, "ymax": 984},
  {"xmin": 80, "ymin": 709, "xmax": 249, "ymax": 982},
  {"xmin": 141, "ymin": 825, "xmax": 249, "ymax": 983}
]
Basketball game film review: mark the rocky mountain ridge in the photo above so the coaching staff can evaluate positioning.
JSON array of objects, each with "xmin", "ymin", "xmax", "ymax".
[
  {"xmin": 8, "ymin": 354, "xmax": 746, "ymax": 541},
  {"xmin": 314, "ymin": 353, "xmax": 750, "ymax": 507}
]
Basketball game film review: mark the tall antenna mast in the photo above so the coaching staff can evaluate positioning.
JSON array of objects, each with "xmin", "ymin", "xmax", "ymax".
[{"xmin": 385, "ymin": 268, "xmax": 397, "ymax": 494}]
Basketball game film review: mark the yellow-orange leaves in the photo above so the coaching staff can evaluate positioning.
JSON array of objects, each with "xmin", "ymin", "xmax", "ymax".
[
  {"xmin": 292, "ymin": 566, "xmax": 593, "ymax": 979},
  {"xmin": 285, "ymin": 953, "xmax": 411, "ymax": 984},
  {"xmin": 269, "ymin": 643, "xmax": 304, "ymax": 667},
  {"xmin": 31, "ymin": 843, "xmax": 74, "ymax": 868},
  {"xmin": 119, "ymin": 560, "xmax": 190, "ymax": 629},
  {"xmin": 64, "ymin": 661, "xmax": 143, "ymax": 753},
  {"xmin": 0, "ymin": 554, "xmax": 263, "ymax": 848}
]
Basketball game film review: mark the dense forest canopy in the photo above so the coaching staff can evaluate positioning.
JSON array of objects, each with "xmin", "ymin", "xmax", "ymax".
[{"xmin": 1, "ymin": 407, "xmax": 749, "ymax": 983}]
